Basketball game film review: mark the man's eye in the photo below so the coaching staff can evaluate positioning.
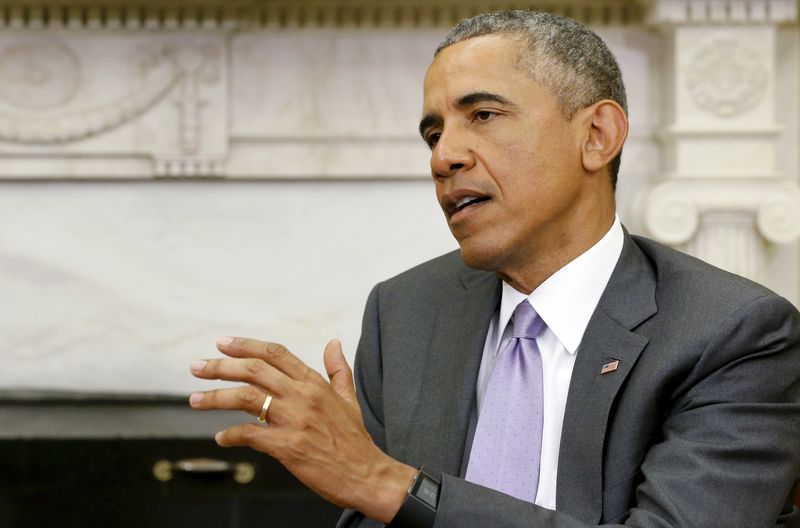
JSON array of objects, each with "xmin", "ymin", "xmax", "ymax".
[
  {"xmin": 427, "ymin": 132, "xmax": 441, "ymax": 147},
  {"xmin": 474, "ymin": 110, "xmax": 495, "ymax": 121}
]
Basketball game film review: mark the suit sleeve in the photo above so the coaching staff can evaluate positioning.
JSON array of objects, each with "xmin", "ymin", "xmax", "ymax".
[
  {"xmin": 337, "ymin": 284, "xmax": 387, "ymax": 528},
  {"xmin": 343, "ymin": 287, "xmax": 800, "ymax": 527}
]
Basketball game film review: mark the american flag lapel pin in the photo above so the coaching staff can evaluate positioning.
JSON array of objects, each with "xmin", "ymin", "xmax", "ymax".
[{"xmin": 601, "ymin": 359, "xmax": 620, "ymax": 375}]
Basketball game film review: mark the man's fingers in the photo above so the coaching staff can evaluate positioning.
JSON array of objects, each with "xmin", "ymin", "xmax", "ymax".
[
  {"xmin": 190, "ymin": 356, "xmax": 289, "ymax": 396},
  {"xmin": 323, "ymin": 339, "xmax": 357, "ymax": 403},
  {"xmin": 216, "ymin": 336, "xmax": 320, "ymax": 382},
  {"xmin": 215, "ymin": 422, "xmax": 276, "ymax": 450},
  {"xmin": 189, "ymin": 386, "xmax": 283, "ymax": 423}
]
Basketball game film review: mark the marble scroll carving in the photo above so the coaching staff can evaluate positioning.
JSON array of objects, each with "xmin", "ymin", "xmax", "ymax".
[{"xmin": 0, "ymin": 33, "xmax": 227, "ymax": 178}]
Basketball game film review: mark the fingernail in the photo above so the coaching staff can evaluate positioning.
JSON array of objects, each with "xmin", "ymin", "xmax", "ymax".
[
  {"xmin": 214, "ymin": 431, "xmax": 224, "ymax": 445},
  {"xmin": 189, "ymin": 393, "xmax": 204, "ymax": 406},
  {"xmin": 190, "ymin": 360, "xmax": 207, "ymax": 373},
  {"xmin": 217, "ymin": 336, "xmax": 233, "ymax": 347}
]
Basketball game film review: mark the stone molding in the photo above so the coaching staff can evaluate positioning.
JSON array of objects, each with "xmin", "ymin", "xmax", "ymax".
[
  {"xmin": 0, "ymin": 0, "xmax": 648, "ymax": 29},
  {"xmin": 645, "ymin": 0, "xmax": 798, "ymax": 25},
  {"xmin": 0, "ymin": 0, "xmax": 656, "ymax": 179}
]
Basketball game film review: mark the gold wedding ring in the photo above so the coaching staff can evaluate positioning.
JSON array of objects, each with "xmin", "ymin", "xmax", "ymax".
[{"xmin": 257, "ymin": 393, "xmax": 273, "ymax": 423}]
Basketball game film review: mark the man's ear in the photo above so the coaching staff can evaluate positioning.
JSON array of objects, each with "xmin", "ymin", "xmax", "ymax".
[{"xmin": 578, "ymin": 100, "xmax": 628, "ymax": 173}]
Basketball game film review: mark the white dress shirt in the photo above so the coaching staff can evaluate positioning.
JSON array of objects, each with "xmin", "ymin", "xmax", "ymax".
[{"xmin": 474, "ymin": 215, "xmax": 624, "ymax": 509}]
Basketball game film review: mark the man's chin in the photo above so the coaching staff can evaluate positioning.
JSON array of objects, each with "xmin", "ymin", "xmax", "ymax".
[{"xmin": 458, "ymin": 245, "xmax": 503, "ymax": 272}]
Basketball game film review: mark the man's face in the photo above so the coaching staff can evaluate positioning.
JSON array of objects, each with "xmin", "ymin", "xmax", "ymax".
[{"xmin": 420, "ymin": 34, "xmax": 591, "ymax": 276}]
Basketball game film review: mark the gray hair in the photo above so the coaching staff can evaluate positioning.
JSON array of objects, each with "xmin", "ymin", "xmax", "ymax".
[{"xmin": 436, "ymin": 10, "xmax": 627, "ymax": 186}]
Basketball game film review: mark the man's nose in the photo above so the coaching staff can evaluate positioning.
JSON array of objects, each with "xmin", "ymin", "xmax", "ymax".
[{"xmin": 430, "ymin": 128, "xmax": 474, "ymax": 178}]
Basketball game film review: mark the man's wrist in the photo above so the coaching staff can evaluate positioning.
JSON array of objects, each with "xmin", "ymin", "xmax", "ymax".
[
  {"xmin": 386, "ymin": 467, "xmax": 440, "ymax": 528},
  {"xmin": 360, "ymin": 457, "xmax": 418, "ymax": 524}
]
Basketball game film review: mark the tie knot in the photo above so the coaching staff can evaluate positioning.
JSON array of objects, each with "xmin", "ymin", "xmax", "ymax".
[{"xmin": 512, "ymin": 300, "xmax": 545, "ymax": 339}]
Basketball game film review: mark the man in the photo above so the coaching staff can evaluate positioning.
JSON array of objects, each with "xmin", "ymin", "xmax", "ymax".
[{"xmin": 189, "ymin": 11, "xmax": 800, "ymax": 527}]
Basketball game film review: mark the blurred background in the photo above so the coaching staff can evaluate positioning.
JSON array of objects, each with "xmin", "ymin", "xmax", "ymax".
[{"xmin": 0, "ymin": 0, "xmax": 798, "ymax": 526}]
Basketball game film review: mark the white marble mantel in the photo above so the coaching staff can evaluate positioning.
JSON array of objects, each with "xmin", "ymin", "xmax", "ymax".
[{"xmin": 1, "ymin": 0, "xmax": 798, "ymax": 396}]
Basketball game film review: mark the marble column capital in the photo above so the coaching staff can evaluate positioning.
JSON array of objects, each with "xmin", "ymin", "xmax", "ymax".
[{"xmin": 639, "ymin": 178, "xmax": 800, "ymax": 245}]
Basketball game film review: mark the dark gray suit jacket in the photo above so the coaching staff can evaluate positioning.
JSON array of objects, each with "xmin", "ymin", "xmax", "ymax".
[{"xmin": 338, "ymin": 234, "xmax": 800, "ymax": 527}]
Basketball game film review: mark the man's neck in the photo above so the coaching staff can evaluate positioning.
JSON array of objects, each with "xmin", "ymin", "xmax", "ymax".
[{"xmin": 496, "ymin": 212, "xmax": 617, "ymax": 294}]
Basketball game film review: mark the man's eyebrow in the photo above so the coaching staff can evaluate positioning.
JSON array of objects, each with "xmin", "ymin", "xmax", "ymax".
[
  {"xmin": 418, "ymin": 91, "xmax": 516, "ymax": 138},
  {"xmin": 419, "ymin": 114, "xmax": 441, "ymax": 139},
  {"xmin": 456, "ymin": 91, "xmax": 515, "ymax": 108}
]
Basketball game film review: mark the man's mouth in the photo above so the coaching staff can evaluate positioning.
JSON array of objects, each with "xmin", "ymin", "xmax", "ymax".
[{"xmin": 454, "ymin": 196, "xmax": 490, "ymax": 213}]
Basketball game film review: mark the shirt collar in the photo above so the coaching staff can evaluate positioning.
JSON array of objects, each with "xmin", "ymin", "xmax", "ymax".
[{"xmin": 494, "ymin": 215, "xmax": 624, "ymax": 355}]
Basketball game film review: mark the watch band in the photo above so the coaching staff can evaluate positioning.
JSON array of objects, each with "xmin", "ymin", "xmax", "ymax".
[{"xmin": 386, "ymin": 467, "xmax": 440, "ymax": 528}]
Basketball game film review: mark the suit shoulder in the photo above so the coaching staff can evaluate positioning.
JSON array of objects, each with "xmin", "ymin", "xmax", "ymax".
[
  {"xmin": 372, "ymin": 250, "xmax": 495, "ymax": 309},
  {"xmin": 631, "ymin": 235, "xmax": 793, "ymax": 315},
  {"xmin": 381, "ymin": 249, "xmax": 468, "ymax": 288}
]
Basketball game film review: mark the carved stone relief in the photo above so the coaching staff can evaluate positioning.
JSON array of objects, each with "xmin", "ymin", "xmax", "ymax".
[
  {"xmin": 0, "ymin": 42, "xmax": 81, "ymax": 109},
  {"xmin": 0, "ymin": 43, "xmax": 178, "ymax": 144},
  {"xmin": 170, "ymin": 44, "xmax": 222, "ymax": 156},
  {"xmin": 686, "ymin": 36, "xmax": 767, "ymax": 118},
  {"xmin": 0, "ymin": 33, "xmax": 227, "ymax": 177}
]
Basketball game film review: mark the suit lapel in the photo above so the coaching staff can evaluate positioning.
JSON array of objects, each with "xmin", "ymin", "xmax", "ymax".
[
  {"xmin": 556, "ymin": 234, "xmax": 657, "ymax": 524},
  {"xmin": 406, "ymin": 267, "xmax": 500, "ymax": 477}
]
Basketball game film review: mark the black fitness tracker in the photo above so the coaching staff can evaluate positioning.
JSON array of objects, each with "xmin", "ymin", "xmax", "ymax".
[{"xmin": 386, "ymin": 467, "xmax": 440, "ymax": 528}]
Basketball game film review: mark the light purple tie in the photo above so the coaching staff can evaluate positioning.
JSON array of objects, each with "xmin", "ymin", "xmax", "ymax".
[{"xmin": 465, "ymin": 300, "xmax": 545, "ymax": 503}]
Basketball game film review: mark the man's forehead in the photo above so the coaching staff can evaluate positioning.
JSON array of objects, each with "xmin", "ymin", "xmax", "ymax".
[
  {"xmin": 424, "ymin": 35, "xmax": 527, "ymax": 94},
  {"xmin": 422, "ymin": 37, "xmax": 530, "ymax": 109},
  {"xmin": 426, "ymin": 34, "xmax": 519, "ymax": 76}
]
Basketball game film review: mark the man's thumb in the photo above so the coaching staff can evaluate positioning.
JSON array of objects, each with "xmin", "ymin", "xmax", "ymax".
[{"xmin": 324, "ymin": 339, "xmax": 356, "ymax": 402}]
